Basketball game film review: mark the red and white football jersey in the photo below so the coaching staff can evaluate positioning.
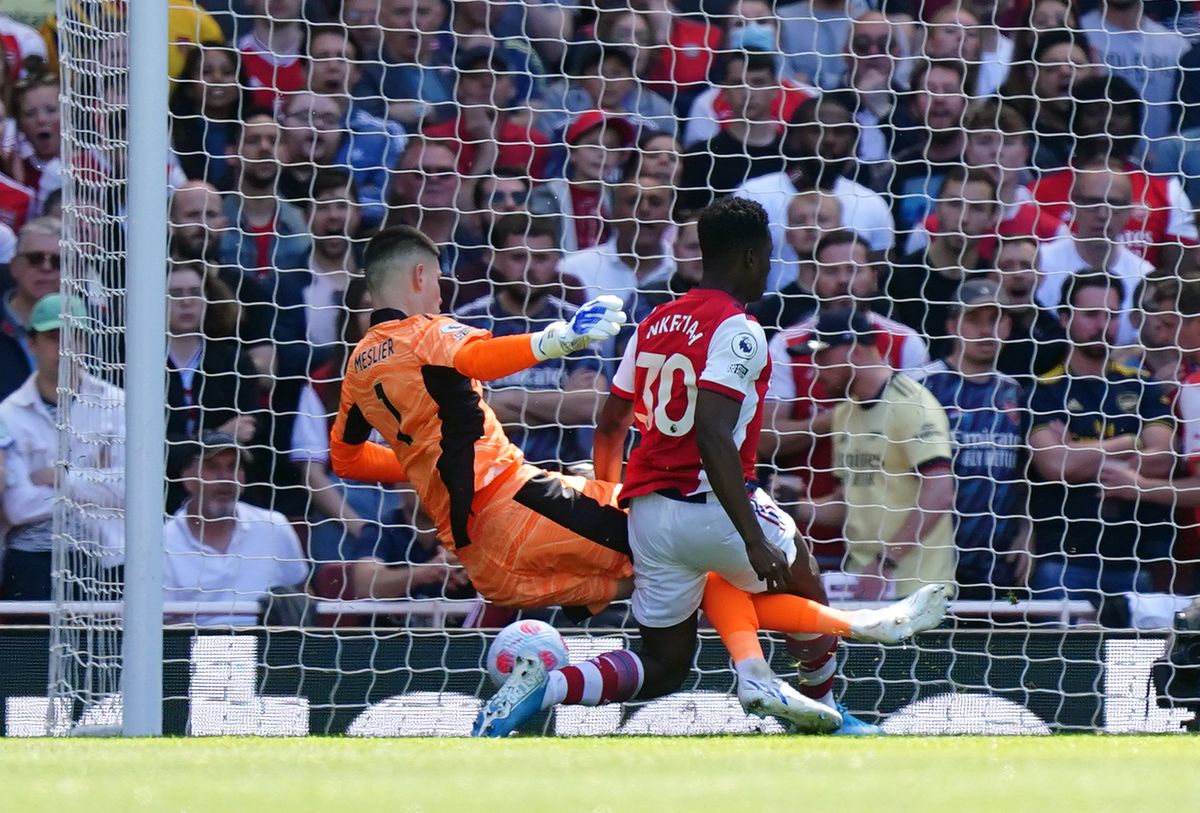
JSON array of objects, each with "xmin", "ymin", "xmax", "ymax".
[
  {"xmin": 613, "ymin": 288, "xmax": 770, "ymax": 500},
  {"xmin": 1030, "ymin": 162, "xmax": 1198, "ymax": 266}
]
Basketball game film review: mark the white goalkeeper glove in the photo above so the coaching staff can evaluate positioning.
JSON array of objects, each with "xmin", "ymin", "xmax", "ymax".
[{"xmin": 531, "ymin": 295, "xmax": 627, "ymax": 360}]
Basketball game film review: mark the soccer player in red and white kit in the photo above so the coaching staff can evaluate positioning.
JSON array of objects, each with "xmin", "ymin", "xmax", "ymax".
[{"xmin": 474, "ymin": 198, "xmax": 947, "ymax": 737}]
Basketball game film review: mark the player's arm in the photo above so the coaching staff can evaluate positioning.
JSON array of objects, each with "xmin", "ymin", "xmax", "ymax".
[
  {"xmin": 450, "ymin": 297, "xmax": 626, "ymax": 381},
  {"xmin": 696, "ymin": 389, "xmax": 792, "ymax": 590},
  {"xmin": 593, "ymin": 328, "xmax": 639, "ymax": 483},
  {"xmin": 1029, "ymin": 422, "xmax": 1110, "ymax": 483},
  {"xmin": 329, "ymin": 394, "xmax": 408, "ymax": 484},
  {"xmin": 879, "ymin": 395, "xmax": 955, "ymax": 567}
]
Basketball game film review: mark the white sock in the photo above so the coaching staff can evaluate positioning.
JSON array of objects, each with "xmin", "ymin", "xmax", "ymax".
[
  {"xmin": 541, "ymin": 670, "xmax": 568, "ymax": 709},
  {"xmin": 734, "ymin": 657, "xmax": 771, "ymax": 683},
  {"xmin": 815, "ymin": 689, "xmax": 834, "ymax": 708}
]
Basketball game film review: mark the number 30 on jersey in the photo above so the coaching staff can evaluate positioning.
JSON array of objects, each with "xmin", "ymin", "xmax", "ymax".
[{"xmin": 635, "ymin": 352, "xmax": 697, "ymax": 437}]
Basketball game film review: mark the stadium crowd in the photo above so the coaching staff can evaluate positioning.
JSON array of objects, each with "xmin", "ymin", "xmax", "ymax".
[{"xmin": 1, "ymin": 0, "xmax": 1200, "ymax": 628}]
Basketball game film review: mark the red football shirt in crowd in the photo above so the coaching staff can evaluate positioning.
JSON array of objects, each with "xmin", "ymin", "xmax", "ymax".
[{"xmin": 423, "ymin": 118, "xmax": 552, "ymax": 179}]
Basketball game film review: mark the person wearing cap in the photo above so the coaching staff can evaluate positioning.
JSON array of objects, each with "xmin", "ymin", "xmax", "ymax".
[
  {"xmin": 162, "ymin": 431, "xmax": 309, "ymax": 626},
  {"xmin": 422, "ymin": 46, "xmax": 551, "ymax": 182},
  {"xmin": 789, "ymin": 307, "xmax": 956, "ymax": 600},
  {"xmin": 1026, "ymin": 271, "xmax": 1175, "ymax": 625},
  {"xmin": 0, "ymin": 293, "xmax": 126, "ymax": 601},
  {"xmin": 913, "ymin": 280, "xmax": 1033, "ymax": 596},
  {"xmin": 528, "ymin": 110, "xmax": 634, "ymax": 253}
]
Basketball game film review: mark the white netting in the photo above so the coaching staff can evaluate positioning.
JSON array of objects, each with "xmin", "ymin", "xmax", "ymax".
[{"xmin": 2, "ymin": 0, "xmax": 1198, "ymax": 735}]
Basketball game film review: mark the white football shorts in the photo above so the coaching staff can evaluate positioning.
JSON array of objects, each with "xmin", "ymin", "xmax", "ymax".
[{"xmin": 627, "ymin": 488, "xmax": 798, "ymax": 628}]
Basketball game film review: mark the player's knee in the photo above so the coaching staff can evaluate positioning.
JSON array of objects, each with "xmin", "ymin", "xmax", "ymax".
[{"xmin": 638, "ymin": 657, "xmax": 691, "ymax": 700}]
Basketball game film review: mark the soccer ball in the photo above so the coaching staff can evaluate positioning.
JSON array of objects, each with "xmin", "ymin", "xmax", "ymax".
[{"xmin": 486, "ymin": 619, "xmax": 570, "ymax": 687}]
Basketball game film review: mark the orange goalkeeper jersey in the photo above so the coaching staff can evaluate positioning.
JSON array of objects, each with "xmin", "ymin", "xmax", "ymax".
[{"xmin": 331, "ymin": 308, "xmax": 539, "ymax": 549}]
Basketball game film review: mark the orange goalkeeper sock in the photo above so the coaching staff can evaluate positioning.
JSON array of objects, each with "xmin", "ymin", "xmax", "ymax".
[
  {"xmin": 700, "ymin": 573, "xmax": 766, "ymax": 664},
  {"xmin": 750, "ymin": 593, "xmax": 854, "ymax": 637}
]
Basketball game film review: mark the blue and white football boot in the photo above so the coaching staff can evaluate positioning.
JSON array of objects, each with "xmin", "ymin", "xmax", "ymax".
[
  {"xmin": 738, "ymin": 661, "xmax": 842, "ymax": 733},
  {"xmin": 472, "ymin": 653, "xmax": 549, "ymax": 737},
  {"xmin": 832, "ymin": 703, "xmax": 884, "ymax": 736}
]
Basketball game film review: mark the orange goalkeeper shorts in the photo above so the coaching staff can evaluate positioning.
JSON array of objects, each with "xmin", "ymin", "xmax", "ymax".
[{"xmin": 456, "ymin": 464, "xmax": 632, "ymax": 610}]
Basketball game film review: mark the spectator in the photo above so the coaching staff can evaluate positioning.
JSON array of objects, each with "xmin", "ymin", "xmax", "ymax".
[
  {"xmin": 1031, "ymin": 75, "xmax": 1199, "ymax": 275},
  {"xmin": 0, "ymin": 14, "xmax": 48, "ymax": 79},
  {"xmin": 1000, "ymin": 30, "xmax": 1100, "ymax": 171},
  {"xmin": 916, "ymin": 280, "xmax": 1032, "ymax": 595},
  {"xmin": 635, "ymin": 131, "xmax": 683, "ymax": 187},
  {"xmin": 734, "ymin": 92, "xmax": 895, "ymax": 293},
  {"xmin": 623, "ymin": 0, "xmax": 720, "ymax": 112},
  {"xmin": 162, "ymin": 431, "xmax": 308, "ymax": 626},
  {"xmin": 777, "ymin": 0, "xmax": 868, "ymax": 89},
  {"xmin": 165, "ymin": 261, "xmax": 259, "ymax": 512},
  {"xmin": 991, "ymin": 236, "xmax": 1069, "ymax": 382},
  {"xmin": 457, "ymin": 214, "xmax": 607, "ymax": 470},
  {"xmin": 301, "ymin": 169, "xmax": 361, "ymax": 355},
  {"xmin": 359, "ymin": 0, "xmax": 456, "ymax": 128},
  {"xmin": 169, "ymin": 45, "xmax": 253, "ymax": 192},
  {"xmin": 557, "ymin": 42, "xmax": 676, "ymax": 138},
  {"xmin": 889, "ymin": 58, "xmax": 970, "ymax": 235},
  {"xmin": 236, "ymin": 0, "xmax": 306, "ymax": 109},
  {"xmin": 528, "ymin": 111, "xmax": 634, "ymax": 253},
  {"xmin": 559, "ymin": 166, "xmax": 675, "ymax": 308},
  {"xmin": 447, "ymin": 0, "xmax": 549, "ymax": 107},
  {"xmin": 0, "ymin": 216, "xmax": 60, "ymax": 401},
  {"xmin": 1035, "ymin": 159, "xmax": 1153, "ymax": 347},
  {"xmin": 471, "ymin": 168, "xmax": 535, "ymax": 256},
  {"xmin": 678, "ymin": 49, "xmax": 787, "ymax": 212},
  {"xmin": 0, "ymin": 294, "xmax": 125, "ymax": 601},
  {"xmin": 423, "ymin": 47, "xmax": 551, "ymax": 182},
  {"xmin": 1027, "ymin": 271, "xmax": 1175, "ymax": 624},
  {"xmin": 887, "ymin": 166, "xmax": 1003, "ymax": 359},
  {"xmin": 1080, "ymin": 0, "xmax": 1189, "ymax": 155},
  {"xmin": 750, "ymin": 189, "xmax": 841, "ymax": 338},
  {"xmin": 841, "ymin": 10, "xmax": 905, "ymax": 185},
  {"xmin": 218, "ymin": 112, "xmax": 311, "ymax": 274},
  {"xmin": 789, "ymin": 308, "xmax": 956, "ymax": 600},
  {"xmin": 385, "ymin": 137, "xmax": 487, "ymax": 308},
  {"xmin": 761, "ymin": 231, "xmax": 928, "ymax": 568},
  {"xmin": 682, "ymin": 16, "xmax": 810, "ymax": 148},
  {"xmin": 347, "ymin": 492, "xmax": 473, "ymax": 602},
  {"xmin": 277, "ymin": 89, "xmax": 402, "ymax": 227},
  {"xmin": 10, "ymin": 72, "xmax": 61, "ymax": 216}
]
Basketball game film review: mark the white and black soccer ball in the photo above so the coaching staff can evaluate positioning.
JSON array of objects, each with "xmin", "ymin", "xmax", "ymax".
[{"xmin": 486, "ymin": 619, "xmax": 570, "ymax": 687}]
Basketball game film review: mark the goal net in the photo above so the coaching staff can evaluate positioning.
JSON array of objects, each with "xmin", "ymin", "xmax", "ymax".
[{"xmin": 22, "ymin": 0, "xmax": 1200, "ymax": 736}]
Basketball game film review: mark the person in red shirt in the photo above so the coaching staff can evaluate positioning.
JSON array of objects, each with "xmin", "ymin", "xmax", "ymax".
[
  {"xmin": 0, "ymin": 172, "xmax": 33, "ymax": 232},
  {"xmin": 236, "ymin": 0, "xmax": 306, "ymax": 110},
  {"xmin": 422, "ymin": 48, "xmax": 551, "ymax": 181},
  {"xmin": 1030, "ymin": 74, "xmax": 1200, "ymax": 273}
]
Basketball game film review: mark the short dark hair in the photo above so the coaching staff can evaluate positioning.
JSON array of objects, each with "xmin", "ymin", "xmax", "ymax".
[
  {"xmin": 697, "ymin": 197, "xmax": 770, "ymax": 273},
  {"xmin": 789, "ymin": 89, "xmax": 857, "ymax": 128},
  {"xmin": 718, "ymin": 50, "xmax": 778, "ymax": 84},
  {"xmin": 1176, "ymin": 277, "xmax": 1200, "ymax": 318},
  {"xmin": 938, "ymin": 165, "xmax": 1000, "ymax": 203},
  {"xmin": 490, "ymin": 213, "xmax": 561, "ymax": 251},
  {"xmin": 1061, "ymin": 269, "xmax": 1125, "ymax": 314},
  {"xmin": 306, "ymin": 24, "xmax": 360, "ymax": 61},
  {"xmin": 363, "ymin": 225, "xmax": 441, "ymax": 295},
  {"xmin": 814, "ymin": 228, "xmax": 871, "ymax": 262},
  {"xmin": 472, "ymin": 167, "xmax": 531, "ymax": 212},
  {"xmin": 310, "ymin": 166, "xmax": 355, "ymax": 200},
  {"xmin": 909, "ymin": 57, "xmax": 966, "ymax": 93}
]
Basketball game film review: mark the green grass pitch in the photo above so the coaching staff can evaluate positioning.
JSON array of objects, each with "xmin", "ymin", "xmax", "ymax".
[{"xmin": 2, "ymin": 736, "xmax": 1195, "ymax": 812}]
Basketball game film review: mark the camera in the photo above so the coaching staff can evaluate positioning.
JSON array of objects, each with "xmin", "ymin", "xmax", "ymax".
[{"xmin": 1151, "ymin": 596, "xmax": 1200, "ymax": 732}]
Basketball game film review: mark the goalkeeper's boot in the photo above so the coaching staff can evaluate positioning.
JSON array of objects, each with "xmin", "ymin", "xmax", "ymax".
[
  {"xmin": 738, "ymin": 662, "xmax": 842, "ymax": 733},
  {"xmin": 832, "ymin": 703, "xmax": 884, "ymax": 736},
  {"xmin": 849, "ymin": 584, "xmax": 950, "ymax": 644},
  {"xmin": 472, "ymin": 653, "xmax": 548, "ymax": 737}
]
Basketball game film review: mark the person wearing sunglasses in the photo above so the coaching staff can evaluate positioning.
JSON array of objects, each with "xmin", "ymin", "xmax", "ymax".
[{"xmin": 0, "ymin": 216, "xmax": 61, "ymax": 401}]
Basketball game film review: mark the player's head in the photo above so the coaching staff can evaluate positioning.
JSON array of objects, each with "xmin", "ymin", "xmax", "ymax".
[
  {"xmin": 947, "ymin": 279, "xmax": 1012, "ymax": 368},
  {"xmin": 805, "ymin": 307, "xmax": 882, "ymax": 399},
  {"xmin": 696, "ymin": 196, "xmax": 772, "ymax": 303},
  {"xmin": 363, "ymin": 225, "xmax": 443, "ymax": 313},
  {"xmin": 1060, "ymin": 269, "xmax": 1123, "ymax": 360}
]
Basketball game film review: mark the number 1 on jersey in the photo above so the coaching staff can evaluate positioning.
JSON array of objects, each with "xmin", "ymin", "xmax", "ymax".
[
  {"xmin": 373, "ymin": 382, "xmax": 414, "ymax": 444},
  {"xmin": 636, "ymin": 352, "xmax": 697, "ymax": 437}
]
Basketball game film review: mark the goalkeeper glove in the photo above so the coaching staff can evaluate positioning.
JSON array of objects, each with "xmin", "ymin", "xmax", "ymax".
[{"xmin": 531, "ymin": 295, "xmax": 627, "ymax": 360}]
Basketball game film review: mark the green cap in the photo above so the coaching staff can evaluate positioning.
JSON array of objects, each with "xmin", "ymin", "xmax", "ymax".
[{"xmin": 29, "ymin": 293, "xmax": 87, "ymax": 333}]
